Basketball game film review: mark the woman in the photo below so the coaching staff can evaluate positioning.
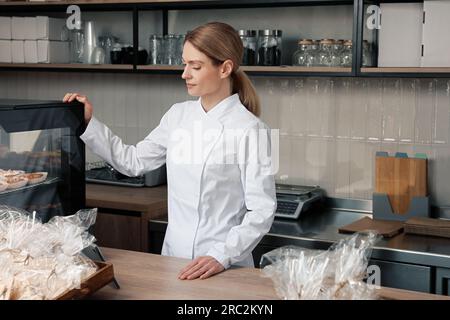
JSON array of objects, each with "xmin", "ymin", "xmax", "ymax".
[{"xmin": 63, "ymin": 22, "xmax": 276, "ymax": 280}]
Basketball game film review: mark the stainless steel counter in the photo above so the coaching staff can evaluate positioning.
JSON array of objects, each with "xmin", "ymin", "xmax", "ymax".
[
  {"xmin": 265, "ymin": 207, "xmax": 450, "ymax": 269},
  {"xmin": 149, "ymin": 200, "xmax": 450, "ymax": 270}
]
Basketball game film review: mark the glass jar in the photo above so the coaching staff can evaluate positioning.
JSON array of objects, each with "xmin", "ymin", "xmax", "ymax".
[
  {"xmin": 176, "ymin": 34, "xmax": 185, "ymax": 65},
  {"xmin": 238, "ymin": 30, "xmax": 257, "ymax": 66},
  {"xmin": 317, "ymin": 39, "xmax": 334, "ymax": 67},
  {"xmin": 272, "ymin": 29, "xmax": 282, "ymax": 65},
  {"xmin": 362, "ymin": 40, "xmax": 372, "ymax": 67},
  {"xmin": 341, "ymin": 40, "xmax": 352, "ymax": 67},
  {"xmin": 292, "ymin": 39, "xmax": 312, "ymax": 66},
  {"xmin": 306, "ymin": 40, "xmax": 320, "ymax": 67},
  {"xmin": 257, "ymin": 29, "xmax": 278, "ymax": 66},
  {"xmin": 110, "ymin": 43, "xmax": 123, "ymax": 64},
  {"xmin": 148, "ymin": 35, "xmax": 163, "ymax": 64},
  {"xmin": 98, "ymin": 35, "xmax": 118, "ymax": 64},
  {"xmin": 163, "ymin": 34, "xmax": 178, "ymax": 65},
  {"xmin": 330, "ymin": 39, "xmax": 344, "ymax": 67}
]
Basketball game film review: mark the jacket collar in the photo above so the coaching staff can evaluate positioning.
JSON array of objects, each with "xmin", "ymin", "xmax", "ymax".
[{"xmin": 198, "ymin": 93, "xmax": 240, "ymax": 120}]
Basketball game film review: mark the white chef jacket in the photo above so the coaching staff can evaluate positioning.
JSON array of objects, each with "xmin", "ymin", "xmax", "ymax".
[{"xmin": 80, "ymin": 93, "xmax": 277, "ymax": 268}]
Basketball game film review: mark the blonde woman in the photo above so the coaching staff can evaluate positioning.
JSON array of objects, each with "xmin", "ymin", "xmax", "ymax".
[{"xmin": 63, "ymin": 22, "xmax": 276, "ymax": 280}]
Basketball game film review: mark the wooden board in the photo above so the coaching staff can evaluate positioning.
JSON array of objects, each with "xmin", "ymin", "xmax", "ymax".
[
  {"xmin": 55, "ymin": 261, "xmax": 115, "ymax": 300},
  {"xmin": 404, "ymin": 217, "xmax": 450, "ymax": 238},
  {"xmin": 338, "ymin": 217, "xmax": 404, "ymax": 238},
  {"xmin": 375, "ymin": 156, "xmax": 427, "ymax": 215}
]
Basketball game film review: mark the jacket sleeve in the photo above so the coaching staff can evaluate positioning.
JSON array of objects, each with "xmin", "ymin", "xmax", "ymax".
[
  {"xmin": 80, "ymin": 108, "xmax": 171, "ymax": 177},
  {"xmin": 206, "ymin": 121, "xmax": 277, "ymax": 269}
]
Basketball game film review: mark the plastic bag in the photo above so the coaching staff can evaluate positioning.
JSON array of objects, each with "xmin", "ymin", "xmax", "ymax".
[
  {"xmin": 0, "ymin": 206, "xmax": 98, "ymax": 300},
  {"xmin": 260, "ymin": 232, "xmax": 381, "ymax": 300}
]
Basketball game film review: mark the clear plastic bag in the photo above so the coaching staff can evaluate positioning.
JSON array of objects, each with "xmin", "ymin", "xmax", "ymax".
[
  {"xmin": 0, "ymin": 205, "xmax": 99, "ymax": 300},
  {"xmin": 260, "ymin": 232, "xmax": 381, "ymax": 300}
]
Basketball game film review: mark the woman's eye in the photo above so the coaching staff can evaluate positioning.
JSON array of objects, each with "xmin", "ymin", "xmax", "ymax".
[{"xmin": 193, "ymin": 67, "xmax": 201, "ymax": 70}]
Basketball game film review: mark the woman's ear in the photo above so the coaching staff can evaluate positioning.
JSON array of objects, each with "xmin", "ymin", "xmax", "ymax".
[{"xmin": 220, "ymin": 59, "xmax": 234, "ymax": 79}]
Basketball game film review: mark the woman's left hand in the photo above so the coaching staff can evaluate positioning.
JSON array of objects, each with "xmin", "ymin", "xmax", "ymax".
[{"xmin": 178, "ymin": 256, "xmax": 225, "ymax": 280}]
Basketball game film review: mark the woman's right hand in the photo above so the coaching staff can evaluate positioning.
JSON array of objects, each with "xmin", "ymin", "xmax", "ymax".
[{"xmin": 62, "ymin": 93, "xmax": 93, "ymax": 124}]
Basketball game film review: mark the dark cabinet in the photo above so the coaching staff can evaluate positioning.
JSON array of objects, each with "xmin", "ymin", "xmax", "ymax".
[
  {"xmin": 368, "ymin": 259, "xmax": 432, "ymax": 293},
  {"xmin": 148, "ymin": 220, "xmax": 167, "ymax": 254},
  {"xmin": 93, "ymin": 209, "xmax": 142, "ymax": 252},
  {"xmin": 436, "ymin": 267, "xmax": 450, "ymax": 296}
]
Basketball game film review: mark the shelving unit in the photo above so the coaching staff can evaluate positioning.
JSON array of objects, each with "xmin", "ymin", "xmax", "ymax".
[{"xmin": 1, "ymin": 0, "xmax": 449, "ymax": 77}]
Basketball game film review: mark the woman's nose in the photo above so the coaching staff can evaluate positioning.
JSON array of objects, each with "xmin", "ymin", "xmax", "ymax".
[{"xmin": 181, "ymin": 66, "xmax": 190, "ymax": 80}]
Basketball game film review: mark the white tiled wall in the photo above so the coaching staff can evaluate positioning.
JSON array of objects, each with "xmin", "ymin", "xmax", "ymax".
[{"xmin": 0, "ymin": 72, "xmax": 449, "ymax": 207}]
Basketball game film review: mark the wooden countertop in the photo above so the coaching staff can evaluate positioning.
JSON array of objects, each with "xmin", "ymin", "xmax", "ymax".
[
  {"xmin": 86, "ymin": 183, "xmax": 168, "ymax": 218},
  {"xmin": 90, "ymin": 247, "xmax": 450, "ymax": 300}
]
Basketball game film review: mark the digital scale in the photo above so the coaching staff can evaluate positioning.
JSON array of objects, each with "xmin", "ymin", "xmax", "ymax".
[{"xmin": 275, "ymin": 184, "xmax": 324, "ymax": 219}]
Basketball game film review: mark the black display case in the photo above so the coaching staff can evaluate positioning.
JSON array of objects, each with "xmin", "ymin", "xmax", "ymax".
[{"xmin": 0, "ymin": 99, "xmax": 86, "ymax": 222}]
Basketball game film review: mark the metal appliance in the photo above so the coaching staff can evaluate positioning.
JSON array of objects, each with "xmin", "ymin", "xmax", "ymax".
[
  {"xmin": 0, "ymin": 99, "xmax": 85, "ymax": 222},
  {"xmin": 86, "ymin": 161, "xmax": 166, "ymax": 187},
  {"xmin": 275, "ymin": 184, "xmax": 324, "ymax": 219}
]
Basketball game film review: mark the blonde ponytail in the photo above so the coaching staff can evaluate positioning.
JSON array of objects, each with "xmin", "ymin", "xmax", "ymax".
[{"xmin": 232, "ymin": 70, "xmax": 261, "ymax": 117}]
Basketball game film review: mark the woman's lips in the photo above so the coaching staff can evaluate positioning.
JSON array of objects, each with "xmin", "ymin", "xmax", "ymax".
[{"xmin": 186, "ymin": 84, "xmax": 195, "ymax": 88}]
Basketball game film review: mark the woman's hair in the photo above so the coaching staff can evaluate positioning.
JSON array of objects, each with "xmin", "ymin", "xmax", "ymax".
[{"xmin": 184, "ymin": 22, "xmax": 261, "ymax": 117}]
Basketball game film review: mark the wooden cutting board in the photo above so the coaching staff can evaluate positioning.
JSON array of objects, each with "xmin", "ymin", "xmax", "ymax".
[
  {"xmin": 375, "ymin": 155, "xmax": 427, "ymax": 215},
  {"xmin": 339, "ymin": 217, "xmax": 404, "ymax": 238}
]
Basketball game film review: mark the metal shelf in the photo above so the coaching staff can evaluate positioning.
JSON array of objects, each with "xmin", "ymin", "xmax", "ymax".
[
  {"xmin": 360, "ymin": 67, "xmax": 450, "ymax": 78},
  {"xmin": 0, "ymin": 63, "xmax": 134, "ymax": 73},
  {"xmin": 1, "ymin": 0, "xmax": 449, "ymax": 78}
]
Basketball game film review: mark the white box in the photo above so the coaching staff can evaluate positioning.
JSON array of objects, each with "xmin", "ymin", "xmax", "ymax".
[
  {"xmin": 12, "ymin": 17, "xmax": 26, "ymax": 40},
  {"xmin": 37, "ymin": 40, "xmax": 70, "ymax": 63},
  {"xmin": 378, "ymin": 3, "xmax": 423, "ymax": 67},
  {"xmin": 23, "ymin": 17, "xmax": 37, "ymax": 40},
  {"xmin": 0, "ymin": 40, "xmax": 11, "ymax": 63},
  {"xmin": 0, "ymin": 17, "xmax": 12, "ymax": 40},
  {"xmin": 11, "ymin": 40, "xmax": 24, "ymax": 63},
  {"xmin": 422, "ymin": 0, "xmax": 450, "ymax": 67},
  {"xmin": 24, "ymin": 40, "xmax": 38, "ymax": 63},
  {"xmin": 36, "ymin": 16, "xmax": 68, "ymax": 41}
]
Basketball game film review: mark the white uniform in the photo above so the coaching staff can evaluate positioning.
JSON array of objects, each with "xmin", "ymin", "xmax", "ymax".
[{"xmin": 81, "ymin": 93, "xmax": 276, "ymax": 268}]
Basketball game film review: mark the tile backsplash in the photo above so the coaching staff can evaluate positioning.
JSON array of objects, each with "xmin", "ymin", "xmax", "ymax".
[{"xmin": 0, "ymin": 72, "xmax": 449, "ymax": 207}]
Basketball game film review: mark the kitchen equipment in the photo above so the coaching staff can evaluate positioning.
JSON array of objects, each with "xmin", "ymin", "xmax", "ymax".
[
  {"xmin": 375, "ymin": 152, "xmax": 427, "ymax": 215},
  {"xmin": 0, "ymin": 99, "xmax": 85, "ymax": 222},
  {"xmin": 86, "ymin": 161, "xmax": 166, "ymax": 187},
  {"xmin": 275, "ymin": 184, "xmax": 324, "ymax": 219}
]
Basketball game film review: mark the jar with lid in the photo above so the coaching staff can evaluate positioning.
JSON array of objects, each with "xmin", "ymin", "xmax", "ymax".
[
  {"xmin": 292, "ymin": 39, "xmax": 312, "ymax": 66},
  {"xmin": 330, "ymin": 39, "xmax": 344, "ymax": 67},
  {"xmin": 257, "ymin": 29, "xmax": 278, "ymax": 66},
  {"xmin": 317, "ymin": 39, "xmax": 334, "ymax": 67},
  {"xmin": 238, "ymin": 30, "xmax": 257, "ymax": 66},
  {"xmin": 164, "ymin": 34, "xmax": 178, "ymax": 65},
  {"xmin": 306, "ymin": 40, "xmax": 320, "ymax": 67},
  {"xmin": 362, "ymin": 40, "xmax": 372, "ymax": 67},
  {"xmin": 148, "ymin": 35, "xmax": 163, "ymax": 64},
  {"xmin": 110, "ymin": 43, "xmax": 123, "ymax": 64},
  {"xmin": 340, "ymin": 40, "xmax": 352, "ymax": 67},
  {"xmin": 272, "ymin": 29, "xmax": 282, "ymax": 65}
]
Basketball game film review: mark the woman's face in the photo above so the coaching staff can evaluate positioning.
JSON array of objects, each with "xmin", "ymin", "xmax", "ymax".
[{"xmin": 181, "ymin": 41, "xmax": 227, "ymax": 97}]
